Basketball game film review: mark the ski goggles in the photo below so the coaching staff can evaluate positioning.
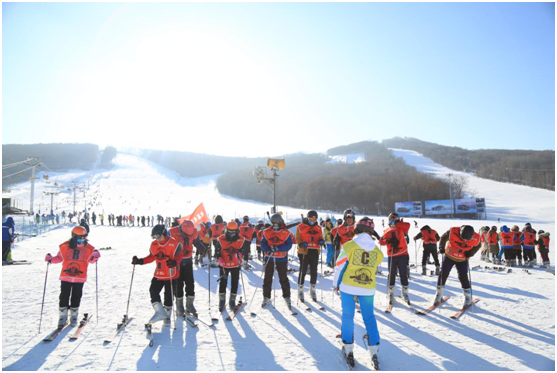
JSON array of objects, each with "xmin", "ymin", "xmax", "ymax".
[{"xmin": 151, "ymin": 233, "xmax": 164, "ymax": 240}]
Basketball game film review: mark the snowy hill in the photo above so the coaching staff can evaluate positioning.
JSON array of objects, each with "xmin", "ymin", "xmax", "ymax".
[
  {"xmin": 327, "ymin": 153, "xmax": 366, "ymax": 164},
  {"xmin": 2, "ymin": 152, "xmax": 555, "ymax": 371}
]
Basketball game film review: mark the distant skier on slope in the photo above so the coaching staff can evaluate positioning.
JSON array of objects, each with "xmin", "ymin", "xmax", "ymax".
[
  {"xmin": 536, "ymin": 230, "xmax": 551, "ymax": 268},
  {"xmin": 521, "ymin": 223, "xmax": 537, "ymax": 268},
  {"xmin": 333, "ymin": 217, "xmax": 383, "ymax": 369},
  {"xmin": 413, "ymin": 225, "xmax": 440, "ymax": 275},
  {"xmin": 131, "ymin": 225, "xmax": 183, "ymax": 324},
  {"xmin": 260, "ymin": 213, "xmax": 293, "ymax": 308},
  {"xmin": 511, "ymin": 225, "xmax": 523, "ymax": 266},
  {"xmin": 2, "ymin": 217, "xmax": 16, "ymax": 262},
  {"xmin": 216, "ymin": 221, "xmax": 245, "ymax": 311},
  {"xmin": 254, "ymin": 220, "xmax": 265, "ymax": 261},
  {"xmin": 433, "ymin": 225, "xmax": 481, "ymax": 307},
  {"xmin": 379, "ymin": 212, "xmax": 411, "ymax": 304},
  {"xmin": 295, "ymin": 210, "xmax": 325, "ymax": 302},
  {"xmin": 44, "ymin": 226, "xmax": 100, "ymax": 327},
  {"xmin": 499, "ymin": 226, "xmax": 516, "ymax": 266}
]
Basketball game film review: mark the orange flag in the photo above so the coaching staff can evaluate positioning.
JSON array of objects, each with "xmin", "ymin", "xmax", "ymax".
[{"xmin": 178, "ymin": 203, "xmax": 210, "ymax": 227}]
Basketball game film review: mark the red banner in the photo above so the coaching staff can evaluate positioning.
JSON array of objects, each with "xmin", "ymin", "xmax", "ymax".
[{"xmin": 177, "ymin": 203, "xmax": 210, "ymax": 227}]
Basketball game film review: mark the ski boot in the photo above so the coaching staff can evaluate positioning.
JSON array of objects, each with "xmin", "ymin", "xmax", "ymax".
[
  {"xmin": 70, "ymin": 307, "xmax": 79, "ymax": 326},
  {"xmin": 310, "ymin": 284, "xmax": 317, "ymax": 302},
  {"xmin": 402, "ymin": 285, "xmax": 410, "ymax": 303},
  {"xmin": 149, "ymin": 302, "xmax": 167, "ymax": 323},
  {"xmin": 58, "ymin": 307, "xmax": 69, "ymax": 327},
  {"xmin": 186, "ymin": 295, "xmax": 197, "ymax": 316},
  {"xmin": 364, "ymin": 335, "xmax": 380, "ymax": 370},
  {"xmin": 163, "ymin": 306, "xmax": 171, "ymax": 326},
  {"xmin": 194, "ymin": 255, "xmax": 199, "ymax": 265},
  {"xmin": 175, "ymin": 297, "xmax": 186, "ymax": 317},
  {"xmin": 517, "ymin": 258, "xmax": 523, "ymax": 267},
  {"xmin": 342, "ymin": 343, "xmax": 355, "ymax": 368},
  {"xmin": 434, "ymin": 285, "xmax": 444, "ymax": 305},
  {"xmin": 297, "ymin": 284, "xmax": 305, "ymax": 302},
  {"xmin": 463, "ymin": 288, "xmax": 472, "ymax": 308},
  {"xmin": 284, "ymin": 297, "xmax": 292, "ymax": 309},
  {"xmin": 421, "ymin": 265, "xmax": 427, "ymax": 275},
  {"xmin": 261, "ymin": 297, "xmax": 272, "ymax": 308},
  {"xmin": 435, "ymin": 265, "xmax": 440, "ymax": 275},
  {"xmin": 387, "ymin": 285, "xmax": 395, "ymax": 304},
  {"xmin": 219, "ymin": 293, "xmax": 226, "ymax": 312},
  {"xmin": 229, "ymin": 293, "xmax": 237, "ymax": 309}
]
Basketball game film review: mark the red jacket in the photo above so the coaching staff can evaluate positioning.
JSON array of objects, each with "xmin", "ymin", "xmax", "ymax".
[
  {"xmin": 51, "ymin": 241, "xmax": 98, "ymax": 283},
  {"xmin": 142, "ymin": 237, "xmax": 183, "ymax": 280},
  {"xmin": 217, "ymin": 236, "xmax": 245, "ymax": 268}
]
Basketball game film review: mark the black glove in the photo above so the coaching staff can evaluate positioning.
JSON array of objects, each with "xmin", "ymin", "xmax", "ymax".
[
  {"xmin": 333, "ymin": 236, "xmax": 341, "ymax": 245},
  {"xmin": 438, "ymin": 247, "xmax": 445, "ymax": 254},
  {"xmin": 299, "ymin": 242, "xmax": 308, "ymax": 249},
  {"xmin": 166, "ymin": 259, "xmax": 177, "ymax": 268},
  {"xmin": 132, "ymin": 256, "xmax": 144, "ymax": 265},
  {"xmin": 464, "ymin": 250, "xmax": 473, "ymax": 258}
]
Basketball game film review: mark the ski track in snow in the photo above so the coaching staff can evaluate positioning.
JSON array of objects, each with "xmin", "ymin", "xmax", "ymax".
[{"xmin": 2, "ymin": 152, "xmax": 555, "ymax": 371}]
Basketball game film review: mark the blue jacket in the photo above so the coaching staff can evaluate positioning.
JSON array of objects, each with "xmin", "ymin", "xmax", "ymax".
[{"xmin": 2, "ymin": 217, "xmax": 15, "ymax": 242}]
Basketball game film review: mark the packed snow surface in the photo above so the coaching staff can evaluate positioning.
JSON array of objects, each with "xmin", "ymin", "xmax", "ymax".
[
  {"xmin": 2, "ymin": 152, "xmax": 555, "ymax": 371},
  {"xmin": 327, "ymin": 153, "xmax": 366, "ymax": 164}
]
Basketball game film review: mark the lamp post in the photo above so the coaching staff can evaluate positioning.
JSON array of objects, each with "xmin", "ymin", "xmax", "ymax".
[{"xmin": 254, "ymin": 158, "xmax": 285, "ymax": 214}]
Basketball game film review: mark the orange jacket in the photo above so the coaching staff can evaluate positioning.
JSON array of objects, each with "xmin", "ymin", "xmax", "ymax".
[
  {"xmin": 168, "ymin": 226, "xmax": 198, "ymax": 259},
  {"xmin": 261, "ymin": 228, "xmax": 291, "ymax": 258},
  {"xmin": 52, "ymin": 241, "xmax": 98, "ymax": 283},
  {"xmin": 239, "ymin": 223, "xmax": 255, "ymax": 241},
  {"xmin": 487, "ymin": 231, "xmax": 499, "ymax": 245},
  {"xmin": 142, "ymin": 237, "xmax": 183, "ymax": 280},
  {"xmin": 217, "ymin": 236, "xmax": 245, "ymax": 268},
  {"xmin": 335, "ymin": 225, "xmax": 355, "ymax": 245},
  {"xmin": 522, "ymin": 231, "xmax": 536, "ymax": 248},
  {"xmin": 379, "ymin": 227, "xmax": 408, "ymax": 257},
  {"xmin": 445, "ymin": 227, "xmax": 481, "ymax": 261},
  {"xmin": 211, "ymin": 223, "xmax": 226, "ymax": 239},
  {"xmin": 499, "ymin": 232, "xmax": 514, "ymax": 247},
  {"xmin": 421, "ymin": 229, "xmax": 439, "ymax": 244},
  {"xmin": 296, "ymin": 223, "xmax": 324, "ymax": 251}
]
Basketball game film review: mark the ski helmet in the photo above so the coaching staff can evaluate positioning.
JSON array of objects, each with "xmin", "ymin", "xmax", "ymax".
[
  {"xmin": 71, "ymin": 226, "xmax": 88, "ymax": 238},
  {"xmin": 307, "ymin": 210, "xmax": 318, "ymax": 225},
  {"xmin": 180, "ymin": 220, "xmax": 196, "ymax": 236},
  {"xmin": 226, "ymin": 221, "xmax": 239, "ymax": 239},
  {"xmin": 243, "ymin": 215, "xmax": 250, "ymax": 223},
  {"xmin": 491, "ymin": 226, "xmax": 497, "ymax": 231},
  {"xmin": 343, "ymin": 209, "xmax": 355, "ymax": 221},
  {"xmin": 337, "ymin": 218, "xmax": 343, "ymax": 226},
  {"xmin": 258, "ymin": 220, "xmax": 264, "ymax": 225},
  {"xmin": 214, "ymin": 215, "xmax": 223, "ymax": 224},
  {"xmin": 354, "ymin": 217, "xmax": 375, "ymax": 235},
  {"xmin": 151, "ymin": 224, "xmax": 167, "ymax": 239},
  {"xmin": 270, "ymin": 213, "xmax": 284, "ymax": 230},
  {"xmin": 460, "ymin": 225, "xmax": 475, "ymax": 241},
  {"xmin": 524, "ymin": 223, "xmax": 532, "ymax": 230},
  {"xmin": 538, "ymin": 230, "xmax": 545, "ymax": 235}
]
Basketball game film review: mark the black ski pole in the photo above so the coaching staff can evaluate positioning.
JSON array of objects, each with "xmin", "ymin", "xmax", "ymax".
[{"xmin": 39, "ymin": 262, "xmax": 50, "ymax": 334}]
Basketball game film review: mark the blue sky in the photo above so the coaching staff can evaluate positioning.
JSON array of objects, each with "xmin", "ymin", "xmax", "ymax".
[{"xmin": 2, "ymin": 2, "xmax": 555, "ymax": 157}]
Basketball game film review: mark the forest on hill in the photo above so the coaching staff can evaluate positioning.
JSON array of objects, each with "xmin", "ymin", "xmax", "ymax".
[
  {"xmin": 383, "ymin": 137, "xmax": 555, "ymax": 190},
  {"xmin": 2, "ymin": 144, "xmax": 117, "ymax": 188}
]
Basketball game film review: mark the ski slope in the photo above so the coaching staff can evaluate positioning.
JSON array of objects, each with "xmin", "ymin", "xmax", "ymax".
[{"xmin": 2, "ymin": 152, "xmax": 555, "ymax": 371}]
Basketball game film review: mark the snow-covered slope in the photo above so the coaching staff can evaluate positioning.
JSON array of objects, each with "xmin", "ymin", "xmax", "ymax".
[
  {"xmin": 327, "ymin": 153, "xmax": 366, "ymax": 164},
  {"xmin": 2, "ymin": 152, "xmax": 555, "ymax": 371}
]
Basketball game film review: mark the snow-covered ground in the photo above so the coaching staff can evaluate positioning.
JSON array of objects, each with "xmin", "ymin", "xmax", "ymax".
[
  {"xmin": 2, "ymin": 151, "xmax": 555, "ymax": 371},
  {"xmin": 327, "ymin": 153, "xmax": 366, "ymax": 164}
]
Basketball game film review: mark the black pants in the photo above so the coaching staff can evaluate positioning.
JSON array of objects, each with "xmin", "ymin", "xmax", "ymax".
[
  {"xmin": 2, "ymin": 241, "xmax": 11, "ymax": 261},
  {"xmin": 523, "ymin": 249, "xmax": 535, "ymax": 262},
  {"xmin": 219, "ymin": 267, "xmax": 240, "ymax": 294},
  {"xmin": 437, "ymin": 257, "xmax": 470, "ymax": 288},
  {"xmin": 212, "ymin": 240, "xmax": 222, "ymax": 259},
  {"xmin": 388, "ymin": 255, "xmax": 409, "ymax": 286},
  {"xmin": 263, "ymin": 258, "xmax": 291, "ymax": 299},
  {"xmin": 59, "ymin": 281, "xmax": 85, "ymax": 308},
  {"xmin": 176, "ymin": 259, "xmax": 195, "ymax": 297},
  {"xmin": 503, "ymin": 248, "xmax": 515, "ymax": 260},
  {"xmin": 514, "ymin": 246, "xmax": 523, "ymax": 260},
  {"xmin": 149, "ymin": 277, "xmax": 175, "ymax": 307},
  {"xmin": 421, "ymin": 244, "xmax": 440, "ymax": 266},
  {"xmin": 298, "ymin": 250, "xmax": 319, "ymax": 285},
  {"xmin": 242, "ymin": 240, "xmax": 252, "ymax": 263}
]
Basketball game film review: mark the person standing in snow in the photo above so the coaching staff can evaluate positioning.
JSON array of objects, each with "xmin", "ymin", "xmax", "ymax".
[
  {"xmin": 239, "ymin": 216, "xmax": 256, "ymax": 270},
  {"xmin": 80, "ymin": 218, "xmax": 90, "ymax": 235},
  {"xmin": 413, "ymin": 225, "xmax": 440, "ymax": 275},
  {"xmin": 487, "ymin": 226, "xmax": 500, "ymax": 264},
  {"xmin": 511, "ymin": 225, "xmax": 523, "ymax": 266},
  {"xmin": 216, "ymin": 221, "xmax": 245, "ymax": 311},
  {"xmin": 499, "ymin": 225, "xmax": 516, "ymax": 266},
  {"xmin": 295, "ymin": 210, "xmax": 325, "ymax": 303},
  {"xmin": 44, "ymin": 226, "xmax": 100, "ymax": 327},
  {"xmin": 521, "ymin": 223, "xmax": 537, "ymax": 267},
  {"xmin": 433, "ymin": 225, "xmax": 481, "ymax": 307},
  {"xmin": 2, "ymin": 217, "xmax": 16, "ymax": 262},
  {"xmin": 536, "ymin": 230, "xmax": 551, "ymax": 268},
  {"xmin": 210, "ymin": 215, "xmax": 226, "ymax": 267},
  {"xmin": 323, "ymin": 219, "xmax": 335, "ymax": 268},
  {"xmin": 333, "ymin": 217, "xmax": 383, "ymax": 367},
  {"xmin": 332, "ymin": 210, "xmax": 357, "ymax": 264},
  {"xmin": 254, "ymin": 220, "xmax": 265, "ymax": 261},
  {"xmin": 168, "ymin": 220, "xmax": 201, "ymax": 316},
  {"xmin": 131, "ymin": 224, "xmax": 183, "ymax": 324},
  {"xmin": 379, "ymin": 212, "xmax": 411, "ymax": 304},
  {"xmin": 260, "ymin": 213, "xmax": 293, "ymax": 308}
]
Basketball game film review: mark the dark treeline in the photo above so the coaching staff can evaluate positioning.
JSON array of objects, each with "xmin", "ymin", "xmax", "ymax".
[
  {"xmin": 2, "ymin": 144, "xmax": 100, "ymax": 187},
  {"xmin": 217, "ymin": 141, "xmax": 452, "ymax": 215},
  {"xmin": 100, "ymin": 146, "xmax": 118, "ymax": 169},
  {"xmin": 383, "ymin": 137, "xmax": 555, "ymax": 190}
]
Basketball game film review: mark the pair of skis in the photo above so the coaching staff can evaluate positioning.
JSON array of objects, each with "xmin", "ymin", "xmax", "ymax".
[
  {"xmin": 250, "ymin": 301, "xmax": 298, "ymax": 317},
  {"xmin": 335, "ymin": 334, "xmax": 380, "ymax": 371},
  {"xmin": 104, "ymin": 314, "xmax": 133, "ymax": 344},
  {"xmin": 300, "ymin": 298, "xmax": 325, "ymax": 312},
  {"xmin": 43, "ymin": 313, "xmax": 93, "ymax": 342},
  {"xmin": 416, "ymin": 296, "xmax": 480, "ymax": 319}
]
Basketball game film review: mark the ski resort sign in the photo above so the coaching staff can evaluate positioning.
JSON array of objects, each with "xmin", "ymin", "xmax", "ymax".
[
  {"xmin": 425, "ymin": 199, "xmax": 454, "ymax": 215},
  {"xmin": 395, "ymin": 201, "xmax": 423, "ymax": 217}
]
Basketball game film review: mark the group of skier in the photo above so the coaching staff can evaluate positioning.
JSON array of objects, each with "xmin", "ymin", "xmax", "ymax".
[{"xmin": 39, "ymin": 209, "xmax": 551, "ymax": 370}]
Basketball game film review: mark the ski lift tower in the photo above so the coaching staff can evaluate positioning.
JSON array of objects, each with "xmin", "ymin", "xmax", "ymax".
[
  {"xmin": 253, "ymin": 158, "xmax": 285, "ymax": 214},
  {"xmin": 43, "ymin": 185, "xmax": 61, "ymax": 216}
]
